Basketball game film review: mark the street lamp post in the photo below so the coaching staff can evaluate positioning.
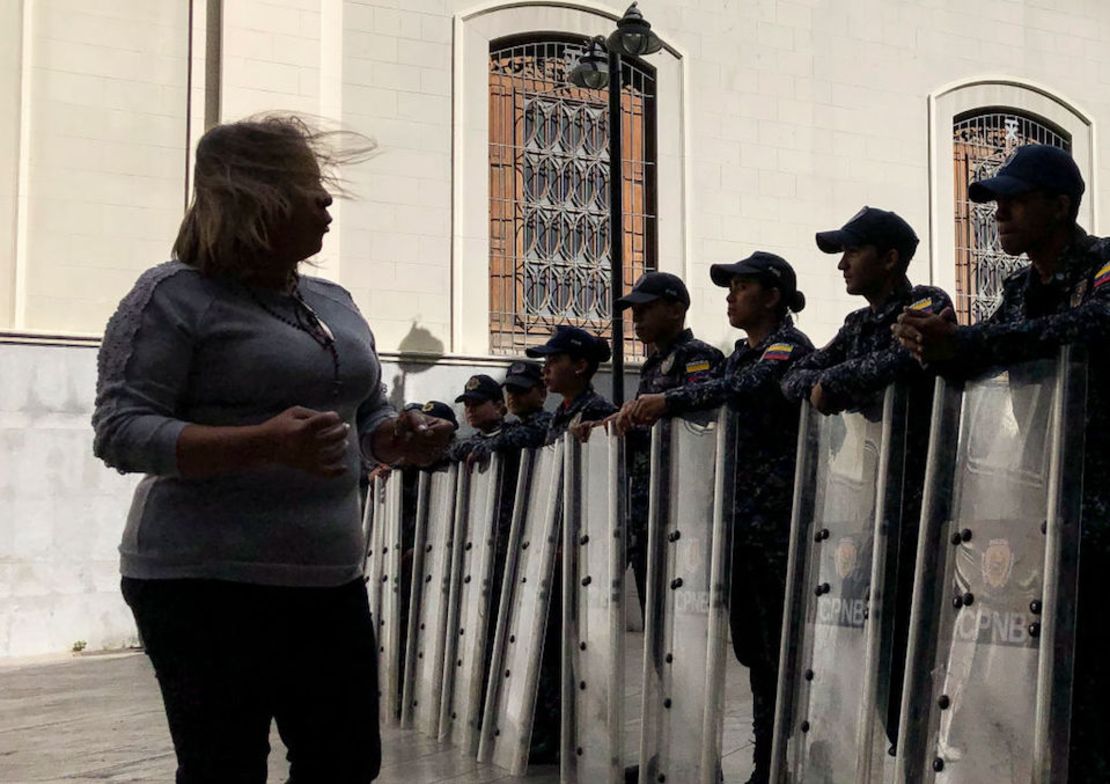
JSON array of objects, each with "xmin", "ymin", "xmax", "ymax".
[{"xmin": 568, "ymin": 3, "xmax": 662, "ymax": 407}]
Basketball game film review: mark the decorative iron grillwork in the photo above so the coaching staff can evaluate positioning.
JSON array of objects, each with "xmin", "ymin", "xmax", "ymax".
[
  {"xmin": 489, "ymin": 36, "xmax": 657, "ymax": 359},
  {"xmin": 953, "ymin": 110, "xmax": 1070, "ymax": 324}
]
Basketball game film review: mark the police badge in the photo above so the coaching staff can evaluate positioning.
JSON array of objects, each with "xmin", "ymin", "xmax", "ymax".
[
  {"xmin": 835, "ymin": 537, "xmax": 858, "ymax": 579},
  {"xmin": 422, "ymin": 401, "xmax": 435, "ymax": 413},
  {"xmin": 465, "ymin": 376, "xmax": 481, "ymax": 391},
  {"xmin": 981, "ymin": 538, "xmax": 1014, "ymax": 590},
  {"xmin": 660, "ymin": 352, "xmax": 675, "ymax": 375}
]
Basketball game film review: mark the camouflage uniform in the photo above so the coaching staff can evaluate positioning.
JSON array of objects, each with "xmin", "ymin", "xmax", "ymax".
[
  {"xmin": 664, "ymin": 316, "xmax": 813, "ymax": 780},
  {"xmin": 545, "ymin": 386, "xmax": 617, "ymax": 445},
  {"xmin": 780, "ymin": 278, "xmax": 954, "ymax": 746},
  {"xmin": 936, "ymin": 227, "xmax": 1110, "ymax": 780},
  {"xmin": 462, "ymin": 409, "xmax": 553, "ymax": 465},
  {"xmin": 627, "ymin": 329, "xmax": 724, "ymax": 612},
  {"xmin": 446, "ymin": 428, "xmax": 501, "ymax": 463}
]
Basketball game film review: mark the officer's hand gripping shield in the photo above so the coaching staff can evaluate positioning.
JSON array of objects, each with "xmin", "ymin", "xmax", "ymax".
[
  {"xmin": 401, "ymin": 464, "xmax": 459, "ymax": 735},
  {"xmin": 636, "ymin": 407, "xmax": 736, "ymax": 784},
  {"xmin": 770, "ymin": 385, "xmax": 909, "ymax": 784},
  {"xmin": 438, "ymin": 454, "xmax": 505, "ymax": 753},
  {"xmin": 478, "ymin": 442, "xmax": 565, "ymax": 774},
  {"xmin": 561, "ymin": 426, "xmax": 627, "ymax": 784},
  {"xmin": 895, "ymin": 347, "xmax": 1086, "ymax": 784}
]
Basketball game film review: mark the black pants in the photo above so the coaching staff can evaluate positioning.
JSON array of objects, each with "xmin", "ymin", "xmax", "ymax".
[
  {"xmin": 122, "ymin": 577, "xmax": 382, "ymax": 784},
  {"xmin": 729, "ymin": 546, "xmax": 788, "ymax": 783}
]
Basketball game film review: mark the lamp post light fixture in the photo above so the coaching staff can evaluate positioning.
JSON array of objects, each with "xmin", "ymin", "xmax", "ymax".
[{"xmin": 567, "ymin": 3, "xmax": 661, "ymax": 406}]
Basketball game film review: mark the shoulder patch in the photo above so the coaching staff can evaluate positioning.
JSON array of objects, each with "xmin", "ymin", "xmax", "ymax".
[
  {"xmin": 1094, "ymin": 260, "xmax": 1110, "ymax": 289},
  {"xmin": 761, "ymin": 343, "xmax": 795, "ymax": 361},
  {"xmin": 908, "ymin": 297, "xmax": 934, "ymax": 313},
  {"xmin": 685, "ymin": 360, "xmax": 711, "ymax": 374}
]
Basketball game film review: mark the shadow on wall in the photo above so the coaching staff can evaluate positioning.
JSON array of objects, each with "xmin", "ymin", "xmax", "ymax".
[{"xmin": 386, "ymin": 321, "xmax": 445, "ymax": 411}]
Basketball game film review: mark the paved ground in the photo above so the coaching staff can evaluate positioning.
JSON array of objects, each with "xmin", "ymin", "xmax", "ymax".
[{"xmin": 0, "ymin": 640, "xmax": 755, "ymax": 783}]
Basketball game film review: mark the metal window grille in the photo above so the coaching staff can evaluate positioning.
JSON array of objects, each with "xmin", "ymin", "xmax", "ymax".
[
  {"xmin": 489, "ymin": 36, "xmax": 658, "ymax": 359},
  {"xmin": 953, "ymin": 110, "xmax": 1071, "ymax": 324}
]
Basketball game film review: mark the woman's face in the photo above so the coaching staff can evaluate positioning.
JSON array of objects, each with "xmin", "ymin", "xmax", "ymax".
[
  {"xmin": 542, "ymin": 353, "xmax": 587, "ymax": 396},
  {"xmin": 726, "ymin": 276, "xmax": 778, "ymax": 330},
  {"xmin": 267, "ymin": 158, "xmax": 333, "ymax": 267}
]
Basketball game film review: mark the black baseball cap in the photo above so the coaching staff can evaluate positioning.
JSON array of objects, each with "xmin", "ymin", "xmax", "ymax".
[
  {"xmin": 968, "ymin": 144, "xmax": 1085, "ymax": 204},
  {"xmin": 406, "ymin": 400, "xmax": 459, "ymax": 430},
  {"xmin": 710, "ymin": 251, "xmax": 795, "ymax": 291},
  {"xmin": 615, "ymin": 271, "xmax": 691, "ymax": 310},
  {"xmin": 455, "ymin": 374, "xmax": 502, "ymax": 404},
  {"xmin": 815, "ymin": 207, "xmax": 919, "ymax": 261},
  {"xmin": 525, "ymin": 325, "xmax": 612, "ymax": 364},
  {"xmin": 503, "ymin": 360, "xmax": 543, "ymax": 391}
]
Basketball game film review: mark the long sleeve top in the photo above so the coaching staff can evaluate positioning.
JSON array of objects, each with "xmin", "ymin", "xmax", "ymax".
[
  {"xmin": 938, "ymin": 228, "xmax": 1110, "ymax": 546},
  {"xmin": 92, "ymin": 260, "xmax": 395, "ymax": 587},
  {"xmin": 665, "ymin": 316, "xmax": 814, "ymax": 548}
]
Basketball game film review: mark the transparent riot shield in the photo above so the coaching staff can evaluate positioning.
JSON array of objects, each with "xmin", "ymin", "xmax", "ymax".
[
  {"xmin": 366, "ymin": 474, "xmax": 388, "ymax": 641},
  {"xmin": 478, "ymin": 442, "xmax": 564, "ymax": 775},
  {"xmin": 562, "ymin": 426, "xmax": 626, "ymax": 784},
  {"xmin": 379, "ymin": 470, "xmax": 406, "ymax": 726},
  {"xmin": 438, "ymin": 454, "xmax": 505, "ymax": 753},
  {"xmin": 770, "ymin": 386, "xmax": 908, "ymax": 784},
  {"xmin": 895, "ymin": 347, "xmax": 1086, "ymax": 784},
  {"xmin": 636, "ymin": 408, "xmax": 735, "ymax": 784},
  {"xmin": 401, "ymin": 464, "xmax": 459, "ymax": 733}
]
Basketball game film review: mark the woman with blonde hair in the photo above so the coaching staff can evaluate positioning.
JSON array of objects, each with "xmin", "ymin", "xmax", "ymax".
[{"xmin": 92, "ymin": 115, "xmax": 451, "ymax": 782}]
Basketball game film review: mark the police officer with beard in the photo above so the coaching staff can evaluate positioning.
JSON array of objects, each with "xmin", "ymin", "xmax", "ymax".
[
  {"xmin": 611, "ymin": 272, "xmax": 724, "ymax": 614},
  {"xmin": 894, "ymin": 144, "xmax": 1110, "ymax": 780},
  {"xmin": 630, "ymin": 252, "xmax": 813, "ymax": 784}
]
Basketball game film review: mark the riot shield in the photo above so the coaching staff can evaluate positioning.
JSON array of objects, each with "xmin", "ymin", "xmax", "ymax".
[
  {"xmin": 562, "ymin": 427, "xmax": 626, "ymax": 784},
  {"xmin": 401, "ymin": 464, "xmax": 459, "ymax": 733},
  {"xmin": 478, "ymin": 442, "xmax": 564, "ymax": 775},
  {"xmin": 895, "ymin": 347, "xmax": 1086, "ymax": 784},
  {"xmin": 365, "ymin": 474, "xmax": 388, "ymax": 642},
  {"xmin": 770, "ymin": 386, "xmax": 908, "ymax": 784},
  {"xmin": 636, "ymin": 408, "xmax": 735, "ymax": 784},
  {"xmin": 438, "ymin": 454, "xmax": 505, "ymax": 753},
  {"xmin": 379, "ymin": 470, "xmax": 406, "ymax": 726}
]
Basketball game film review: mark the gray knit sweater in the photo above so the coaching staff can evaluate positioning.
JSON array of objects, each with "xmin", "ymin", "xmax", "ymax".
[{"xmin": 92, "ymin": 261, "xmax": 395, "ymax": 587}]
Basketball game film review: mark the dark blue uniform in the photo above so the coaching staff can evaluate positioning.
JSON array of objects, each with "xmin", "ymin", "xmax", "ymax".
[
  {"xmin": 664, "ymin": 316, "xmax": 813, "ymax": 780},
  {"xmin": 545, "ymin": 386, "xmax": 617, "ymax": 445},
  {"xmin": 936, "ymin": 227, "xmax": 1110, "ymax": 780}
]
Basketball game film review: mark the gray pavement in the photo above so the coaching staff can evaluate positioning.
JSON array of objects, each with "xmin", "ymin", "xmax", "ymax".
[{"xmin": 0, "ymin": 639, "xmax": 755, "ymax": 783}]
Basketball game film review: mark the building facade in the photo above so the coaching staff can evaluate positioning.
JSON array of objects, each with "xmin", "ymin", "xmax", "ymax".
[{"xmin": 2, "ymin": 0, "xmax": 1109, "ymax": 656}]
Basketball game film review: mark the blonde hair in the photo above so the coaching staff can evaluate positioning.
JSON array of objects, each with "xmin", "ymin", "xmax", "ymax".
[{"xmin": 173, "ymin": 114, "xmax": 375, "ymax": 279}]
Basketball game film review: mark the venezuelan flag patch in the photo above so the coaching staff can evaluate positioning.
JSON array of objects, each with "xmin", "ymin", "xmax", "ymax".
[
  {"xmin": 909, "ymin": 297, "xmax": 934, "ymax": 312},
  {"xmin": 685, "ymin": 360, "xmax": 711, "ymax": 374},
  {"xmin": 762, "ymin": 343, "xmax": 794, "ymax": 361},
  {"xmin": 1094, "ymin": 261, "xmax": 1110, "ymax": 289}
]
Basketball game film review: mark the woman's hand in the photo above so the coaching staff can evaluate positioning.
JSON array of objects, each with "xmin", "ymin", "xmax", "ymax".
[
  {"xmin": 260, "ymin": 406, "xmax": 350, "ymax": 477},
  {"xmin": 371, "ymin": 409, "xmax": 454, "ymax": 467}
]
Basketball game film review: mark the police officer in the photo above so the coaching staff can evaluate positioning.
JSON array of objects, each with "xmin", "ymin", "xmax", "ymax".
[
  {"xmin": 447, "ymin": 374, "xmax": 506, "ymax": 462},
  {"xmin": 462, "ymin": 360, "xmax": 552, "ymax": 464},
  {"xmin": 518, "ymin": 327, "xmax": 616, "ymax": 764},
  {"xmin": 630, "ymin": 252, "xmax": 812, "ymax": 784},
  {"xmin": 526, "ymin": 325, "xmax": 618, "ymax": 444},
  {"xmin": 893, "ymin": 144, "xmax": 1110, "ymax": 780},
  {"xmin": 611, "ymin": 271, "xmax": 724, "ymax": 614},
  {"xmin": 781, "ymin": 207, "xmax": 953, "ymax": 748}
]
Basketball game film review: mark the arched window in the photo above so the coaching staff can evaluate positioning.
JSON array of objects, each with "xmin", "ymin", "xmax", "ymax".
[
  {"xmin": 952, "ymin": 110, "xmax": 1070, "ymax": 323},
  {"xmin": 488, "ymin": 35, "xmax": 657, "ymax": 358}
]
